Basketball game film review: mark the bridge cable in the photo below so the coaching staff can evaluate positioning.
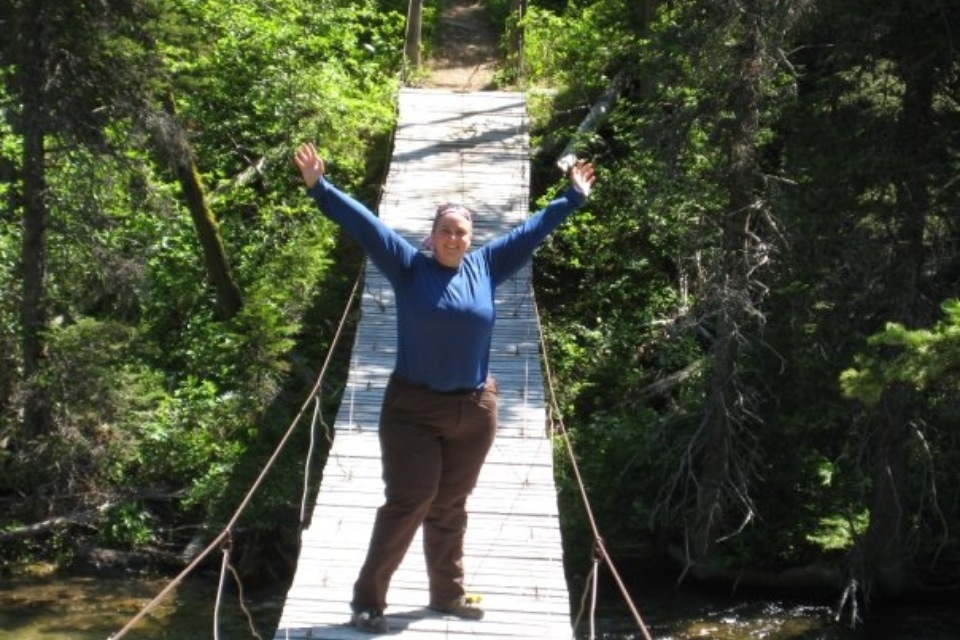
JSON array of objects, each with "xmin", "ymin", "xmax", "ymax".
[
  {"xmin": 507, "ymin": 10, "xmax": 653, "ymax": 638},
  {"xmin": 571, "ymin": 550, "xmax": 602, "ymax": 640},
  {"xmin": 216, "ymin": 532, "xmax": 265, "ymax": 640},
  {"xmin": 108, "ymin": 29, "xmax": 632, "ymax": 638},
  {"xmin": 534, "ymin": 294, "xmax": 655, "ymax": 640},
  {"xmin": 107, "ymin": 272, "xmax": 363, "ymax": 640},
  {"xmin": 108, "ymin": 61, "xmax": 410, "ymax": 640},
  {"xmin": 512, "ymin": 5, "xmax": 649, "ymax": 633}
]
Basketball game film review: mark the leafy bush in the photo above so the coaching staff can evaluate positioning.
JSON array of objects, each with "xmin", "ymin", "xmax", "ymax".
[{"xmin": 841, "ymin": 299, "xmax": 960, "ymax": 405}]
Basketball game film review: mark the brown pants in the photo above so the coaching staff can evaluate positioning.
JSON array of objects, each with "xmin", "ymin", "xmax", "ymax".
[{"xmin": 351, "ymin": 375, "xmax": 498, "ymax": 612}]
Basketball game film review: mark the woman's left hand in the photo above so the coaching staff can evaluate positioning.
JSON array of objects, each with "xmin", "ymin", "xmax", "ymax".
[{"xmin": 569, "ymin": 160, "xmax": 596, "ymax": 198}]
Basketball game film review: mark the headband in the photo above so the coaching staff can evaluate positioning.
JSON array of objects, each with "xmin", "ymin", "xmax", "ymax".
[{"xmin": 434, "ymin": 203, "xmax": 473, "ymax": 223}]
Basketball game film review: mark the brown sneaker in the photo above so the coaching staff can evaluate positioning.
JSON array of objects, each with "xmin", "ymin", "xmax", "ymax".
[
  {"xmin": 351, "ymin": 608, "xmax": 389, "ymax": 634},
  {"xmin": 429, "ymin": 594, "xmax": 484, "ymax": 620}
]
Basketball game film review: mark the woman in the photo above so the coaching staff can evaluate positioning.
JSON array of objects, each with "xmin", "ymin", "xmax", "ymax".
[{"xmin": 293, "ymin": 142, "xmax": 595, "ymax": 633}]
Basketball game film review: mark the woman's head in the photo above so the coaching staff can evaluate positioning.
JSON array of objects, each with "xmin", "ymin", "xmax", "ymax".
[{"xmin": 428, "ymin": 203, "xmax": 473, "ymax": 268}]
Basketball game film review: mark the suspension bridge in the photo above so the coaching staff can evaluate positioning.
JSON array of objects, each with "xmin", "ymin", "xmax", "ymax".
[{"xmin": 271, "ymin": 88, "xmax": 575, "ymax": 639}]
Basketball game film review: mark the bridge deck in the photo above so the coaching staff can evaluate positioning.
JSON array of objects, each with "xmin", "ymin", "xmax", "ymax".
[{"xmin": 273, "ymin": 88, "xmax": 572, "ymax": 640}]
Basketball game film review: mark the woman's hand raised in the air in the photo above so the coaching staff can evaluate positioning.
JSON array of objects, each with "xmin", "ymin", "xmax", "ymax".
[
  {"xmin": 569, "ymin": 160, "xmax": 596, "ymax": 198},
  {"xmin": 293, "ymin": 142, "xmax": 325, "ymax": 188}
]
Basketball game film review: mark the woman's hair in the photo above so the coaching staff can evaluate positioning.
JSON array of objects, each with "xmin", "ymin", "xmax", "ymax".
[
  {"xmin": 422, "ymin": 203, "xmax": 473, "ymax": 250},
  {"xmin": 433, "ymin": 203, "xmax": 473, "ymax": 227}
]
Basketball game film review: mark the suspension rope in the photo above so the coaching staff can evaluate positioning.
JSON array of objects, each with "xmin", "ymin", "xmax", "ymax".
[
  {"xmin": 109, "ymin": 58, "xmax": 409, "ymax": 640},
  {"xmin": 108, "ymin": 272, "xmax": 363, "ymax": 640},
  {"xmin": 513, "ymin": 2, "xmax": 650, "ymax": 632},
  {"xmin": 215, "ymin": 533, "xmax": 265, "ymax": 640},
  {"xmin": 111, "ymin": 14, "xmax": 637, "ymax": 638},
  {"xmin": 214, "ymin": 543, "xmax": 229, "ymax": 640},
  {"xmin": 534, "ymin": 293, "xmax": 655, "ymax": 640},
  {"xmin": 301, "ymin": 395, "xmax": 323, "ymax": 525}
]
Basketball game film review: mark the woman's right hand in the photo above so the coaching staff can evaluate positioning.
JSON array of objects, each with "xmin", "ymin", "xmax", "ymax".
[{"xmin": 293, "ymin": 142, "xmax": 325, "ymax": 188}]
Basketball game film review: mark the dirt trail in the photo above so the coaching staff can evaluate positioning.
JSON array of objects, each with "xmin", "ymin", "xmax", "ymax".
[{"xmin": 423, "ymin": 0, "xmax": 501, "ymax": 91}]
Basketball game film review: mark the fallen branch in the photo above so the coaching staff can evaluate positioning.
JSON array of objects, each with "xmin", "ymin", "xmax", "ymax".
[
  {"xmin": 668, "ymin": 544, "xmax": 842, "ymax": 591},
  {"xmin": 0, "ymin": 504, "xmax": 113, "ymax": 542},
  {"xmin": 0, "ymin": 490, "xmax": 184, "ymax": 542},
  {"xmin": 636, "ymin": 359, "xmax": 704, "ymax": 400},
  {"xmin": 556, "ymin": 69, "xmax": 629, "ymax": 172}
]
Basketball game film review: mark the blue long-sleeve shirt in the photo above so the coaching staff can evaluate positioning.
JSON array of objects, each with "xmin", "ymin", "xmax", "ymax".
[{"xmin": 308, "ymin": 178, "xmax": 585, "ymax": 392}]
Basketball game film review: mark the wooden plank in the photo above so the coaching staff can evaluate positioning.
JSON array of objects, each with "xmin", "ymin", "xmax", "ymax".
[{"xmin": 274, "ymin": 88, "xmax": 570, "ymax": 640}]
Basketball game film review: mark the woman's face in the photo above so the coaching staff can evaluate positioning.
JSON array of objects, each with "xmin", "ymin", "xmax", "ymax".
[{"xmin": 431, "ymin": 211, "xmax": 472, "ymax": 268}]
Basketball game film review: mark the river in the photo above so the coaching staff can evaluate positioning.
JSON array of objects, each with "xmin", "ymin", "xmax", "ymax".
[
  {"xmin": 0, "ymin": 571, "xmax": 285, "ymax": 640},
  {"xmin": 1, "ymin": 571, "xmax": 957, "ymax": 639}
]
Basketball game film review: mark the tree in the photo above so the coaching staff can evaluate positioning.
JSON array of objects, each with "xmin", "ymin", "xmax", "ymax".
[
  {"xmin": 836, "ymin": 0, "xmax": 960, "ymax": 615},
  {"xmin": 0, "ymin": 0, "xmax": 406, "ymax": 574},
  {"xmin": 753, "ymin": 0, "xmax": 960, "ymax": 618},
  {"xmin": 11, "ymin": 0, "xmax": 51, "ymax": 438},
  {"xmin": 641, "ymin": 0, "xmax": 805, "ymax": 566},
  {"xmin": 404, "ymin": 0, "xmax": 423, "ymax": 74},
  {"xmin": 688, "ymin": 0, "xmax": 766, "ymax": 561},
  {"xmin": 0, "ymin": 0, "xmax": 159, "ymax": 437},
  {"xmin": 153, "ymin": 91, "xmax": 243, "ymax": 321}
]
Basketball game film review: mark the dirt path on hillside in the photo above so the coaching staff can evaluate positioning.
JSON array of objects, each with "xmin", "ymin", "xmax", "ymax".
[{"xmin": 422, "ymin": 0, "xmax": 501, "ymax": 91}]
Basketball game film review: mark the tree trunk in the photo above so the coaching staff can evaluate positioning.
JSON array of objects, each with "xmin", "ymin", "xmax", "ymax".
[
  {"xmin": 633, "ymin": 0, "xmax": 659, "ymax": 101},
  {"xmin": 692, "ymin": 0, "xmax": 763, "ymax": 561},
  {"xmin": 852, "ymin": 29, "xmax": 935, "ymax": 605},
  {"xmin": 404, "ymin": 0, "xmax": 423, "ymax": 75},
  {"xmin": 0, "ymin": 155, "xmax": 16, "ymax": 420},
  {"xmin": 17, "ymin": 0, "xmax": 53, "ymax": 438},
  {"xmin": 693, "ymin": 319, "xmax": 736, "ymax": 559},
  {"xmin": 160, "ymin": 92, "xmax": 243, "ymax": 321},
  {"xmin": 173, "ymin": 160, "xmax": 244, "ymax": 321}
]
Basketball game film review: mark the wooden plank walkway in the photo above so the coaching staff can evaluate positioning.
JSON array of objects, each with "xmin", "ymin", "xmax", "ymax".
[{"xmin": 273, "ymin": 89, "xmax": 572, "ymax": 639}]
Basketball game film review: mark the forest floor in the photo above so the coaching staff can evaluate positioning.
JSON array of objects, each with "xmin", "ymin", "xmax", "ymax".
[{"xmin": 421, "ymin": 0, "xmax": 501, "ymax": 91}]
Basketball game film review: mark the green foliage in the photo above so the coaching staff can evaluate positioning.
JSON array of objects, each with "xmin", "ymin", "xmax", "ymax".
[
  {"xmin": 520, "ymin": 1, "xmax": 630, "ymax": 91},
  {"xmin": 806, "ymin": 512, "xmax": 868, "ymax": 552},
  {"xmin": 103, "ymin": 503, "xmax": 157, "ymax": 547},
  {"xmin": 529, "ymin": 0, "xmax": 960, "ymax": 591},
  {"xmin": 840, "ymin": 300, "xmax": 960, "ymax": 405},
  {"xmin": 1, "ymin": 0, "xmax": 959, "ymax": 602},
  {"xmin": 0, "ymin": 0, "xmax": 402, "ymax": 572},
  {"xmin": 160, "ymin": 0, "xmax": 402, "ymax": 181},
  {"xmin": 554, "ymin": 405, "xmax": 696, "ymax": 568},
  {"xmin": 131, "ymin": 377, "xmax": 247, "ymax": 510},
  {"xmin": 515, "ymin": 5, "xmax": 568, "ymax": 86}
]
